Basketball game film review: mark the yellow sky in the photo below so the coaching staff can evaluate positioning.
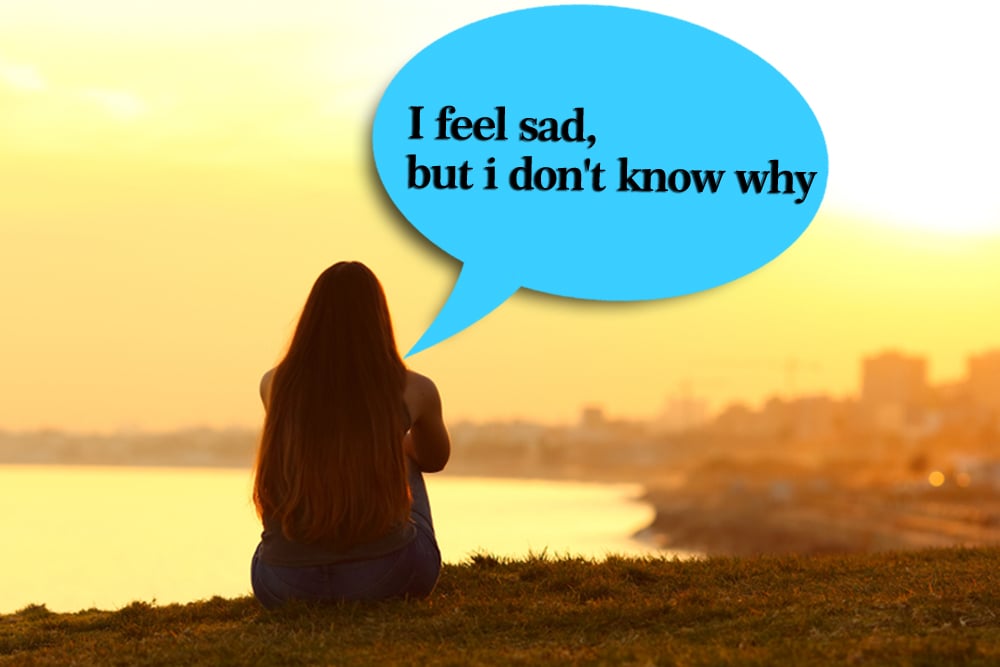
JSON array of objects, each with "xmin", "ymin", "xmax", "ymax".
[{"xmin": 2, "ymin": 1, "xmax": 998, "ymax": 432}]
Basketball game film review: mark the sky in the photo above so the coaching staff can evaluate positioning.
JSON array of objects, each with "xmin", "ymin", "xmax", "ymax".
[{"xmin": 1, "ymin": 1, "xmax": 998, "ymax": 432}]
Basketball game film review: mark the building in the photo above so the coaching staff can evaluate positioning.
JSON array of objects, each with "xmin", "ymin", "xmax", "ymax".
[
  {"xmin": 860, "ymin": 351, "xmax": 928, "ymax": 434},
  {"xmin": 967, "ymin": 349, "xmax": 1000, "ymax": 413}
]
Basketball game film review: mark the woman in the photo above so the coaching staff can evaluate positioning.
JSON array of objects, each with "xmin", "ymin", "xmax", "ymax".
[{"xmin": 250, "ymin": 261, "xmax": 450, "ymax": 608}]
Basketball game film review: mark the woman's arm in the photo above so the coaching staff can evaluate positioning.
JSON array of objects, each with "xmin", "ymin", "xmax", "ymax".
[{"xmin": 403, "ymin": 370, "xmax": 451, "ymax": 473}]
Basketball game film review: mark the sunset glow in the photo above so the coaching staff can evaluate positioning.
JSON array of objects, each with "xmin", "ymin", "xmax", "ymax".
[{"xmin": 1, "ymin": 1, "xmax": 998, "ymax": 432}]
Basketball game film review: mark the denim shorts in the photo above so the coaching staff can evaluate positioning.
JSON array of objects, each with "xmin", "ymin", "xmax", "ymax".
[{"xmin": 250, "ymin": 463, "xmax": 441, "ymax": 608}]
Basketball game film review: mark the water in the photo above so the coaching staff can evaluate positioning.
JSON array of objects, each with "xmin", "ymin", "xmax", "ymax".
[{"xmin": 1, "ymin": 465, "xmax": 673, "ymax": 613}]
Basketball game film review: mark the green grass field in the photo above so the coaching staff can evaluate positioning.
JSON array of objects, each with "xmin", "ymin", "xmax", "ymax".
[{"xmin": 2, "ymin": 548, "xmax": 998, "ymax": 666}]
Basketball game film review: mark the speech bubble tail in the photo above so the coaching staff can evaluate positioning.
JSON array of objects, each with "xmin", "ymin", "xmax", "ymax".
[{"xmin": 405, "ymin": 264, "xmax": 519, "ymax": 358}]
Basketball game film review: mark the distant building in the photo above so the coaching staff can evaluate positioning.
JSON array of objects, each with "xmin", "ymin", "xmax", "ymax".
[
  {"xmin": 860, "ymin": 351, "xmax": 928, "ymax": 434},
  {"xmin": 655, "ymin": 394, "xmax": 709, "ymax": 433},
  {"xmin": 711, "ymin": 402, "xmax": 758, "ymax": 436},
  {"xmin": 967, "ymin": 349, "xmax": 1000, "ymax": 413},
  {"xmin": 786, "ymin": 395, "xmax": 840, "ymax": 443},
  {"xmin": 862, "ymin": 351, "xmax": 927, "ymax": 406},
  {"xmin": 579, "ymin": 405, "xmax": 606, "ymax": 429}
]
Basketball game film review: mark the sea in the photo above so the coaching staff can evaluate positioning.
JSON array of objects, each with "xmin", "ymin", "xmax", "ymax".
[{"xmin": 0, "ymin": 465, "xmax": 683, "ymax": 613}]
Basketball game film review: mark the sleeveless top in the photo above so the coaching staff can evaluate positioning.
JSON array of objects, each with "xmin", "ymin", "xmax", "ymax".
[{"xmin": 258, "ymin": 406, "xmax": 417, "ymax": 567}]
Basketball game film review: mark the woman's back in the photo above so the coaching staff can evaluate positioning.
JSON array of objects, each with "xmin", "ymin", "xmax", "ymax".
[{"xmin": 250, "ymin": 262, "xmax": 450, "ymax": 607}]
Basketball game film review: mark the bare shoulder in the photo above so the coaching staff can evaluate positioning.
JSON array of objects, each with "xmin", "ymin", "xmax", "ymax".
[
  {"xmin": 260, "ymin": 368, "xmax": 277, "ymax": 406},
  {"xmin": 405, "ymin": 369, "xmax": 439, "ymax": 398}
]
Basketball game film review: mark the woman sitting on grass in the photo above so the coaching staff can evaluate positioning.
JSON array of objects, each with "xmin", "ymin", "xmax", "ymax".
[{"xmin": 251, "ymin": 261, "xmax": 450, "ymax": 608}]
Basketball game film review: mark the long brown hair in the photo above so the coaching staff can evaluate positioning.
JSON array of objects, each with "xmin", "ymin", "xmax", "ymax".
[{"xmin": 253, "ymin": 261, "xmax": 410, "ymax": 547}]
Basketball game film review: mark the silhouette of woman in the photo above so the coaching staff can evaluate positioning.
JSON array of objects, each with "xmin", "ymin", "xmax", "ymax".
[{"xmin": 250, "ymin": 261, "xmax": 450, "ymax": 607}]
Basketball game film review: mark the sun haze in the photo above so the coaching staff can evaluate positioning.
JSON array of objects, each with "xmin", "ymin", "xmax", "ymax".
[{"xmin": 1, "ymin": 1, "xmax": 997, "ymax": 432}]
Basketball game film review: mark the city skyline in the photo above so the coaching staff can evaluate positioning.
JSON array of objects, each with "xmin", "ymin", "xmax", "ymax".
[{"xmin": 3, "ymin": 345, "xmax": 1000, "ymax": 436}]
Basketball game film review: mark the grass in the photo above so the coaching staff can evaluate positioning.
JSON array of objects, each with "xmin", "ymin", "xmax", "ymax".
[{"xmin": 2, "ymin": 547, "xmax": 999, "ymax": 666}]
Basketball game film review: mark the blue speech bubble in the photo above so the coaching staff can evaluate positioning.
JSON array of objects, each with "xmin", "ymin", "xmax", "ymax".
[{"xmin": 372, "ymin": 5, "xmax": 827, "ymax": 357}]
